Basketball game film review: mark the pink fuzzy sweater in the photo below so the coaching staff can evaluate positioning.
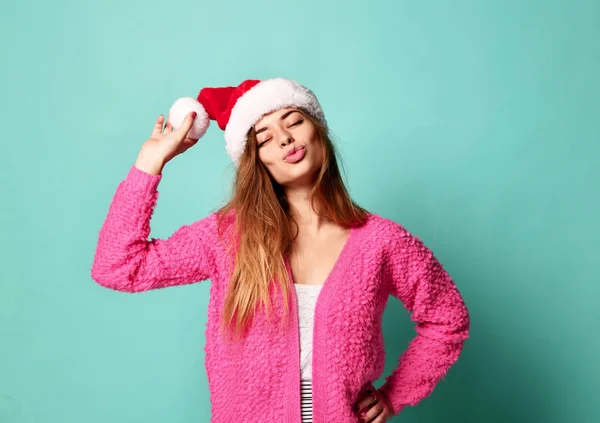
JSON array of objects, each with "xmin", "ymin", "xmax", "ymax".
[{"xmin": 91, "ymin": 165, "xmax": 470, "ymax": 422}]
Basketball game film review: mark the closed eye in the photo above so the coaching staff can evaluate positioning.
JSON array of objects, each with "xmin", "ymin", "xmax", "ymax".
[{"xmin": 258, "ymin": 120, "xmax": 303, "ymax": 147}]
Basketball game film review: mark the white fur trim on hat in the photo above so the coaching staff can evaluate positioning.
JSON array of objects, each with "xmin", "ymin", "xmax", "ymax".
[{"xmin": 224, "ymin": 78, "xmax": 326, "ymax": 166}]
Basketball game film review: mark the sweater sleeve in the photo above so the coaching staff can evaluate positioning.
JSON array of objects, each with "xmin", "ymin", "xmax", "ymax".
[
  {"xmin": 90, "ymin": 164, "xmax": 220, "ymax": 293},
  {"xmin": 378, "ymin": 222, "xmax": 470, "ymax": 415}
]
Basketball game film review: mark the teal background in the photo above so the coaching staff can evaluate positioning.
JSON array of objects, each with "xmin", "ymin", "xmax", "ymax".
[{"xmin": 1, "ymin": 0, "xmax": 598, "ymax": 421}]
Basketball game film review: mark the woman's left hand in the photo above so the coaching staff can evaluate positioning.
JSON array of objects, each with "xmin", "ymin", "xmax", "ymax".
[{"xmin": 352, "ymin": 383, "xmax": 395, "ymax": 422}]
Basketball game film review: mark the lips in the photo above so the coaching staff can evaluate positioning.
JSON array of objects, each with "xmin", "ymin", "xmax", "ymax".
[
  {"xmin": 284, "ymin": 146, "xmax": 306, "ymax": 163},
  {"xmin": 283, "ymin": 146, "xmax": 305, "ymax": 161}
]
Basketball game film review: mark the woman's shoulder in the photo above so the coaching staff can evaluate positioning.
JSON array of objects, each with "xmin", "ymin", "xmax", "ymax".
[
  {"xmin": 360, "ymin": 211, "xmax": 409, "ymax": 239},
  {"xmin": 358, "ymin": 212, "xmax": 430, "ymax": 260}
]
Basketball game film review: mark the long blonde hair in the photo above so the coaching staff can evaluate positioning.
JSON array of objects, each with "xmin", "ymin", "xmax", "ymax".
[{"xmin": 213, "ymin": 108, "xmax": 369, "ymax": 344}]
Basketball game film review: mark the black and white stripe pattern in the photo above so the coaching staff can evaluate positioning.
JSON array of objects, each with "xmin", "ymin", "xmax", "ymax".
[{"xmin": 301, "ymin": 379, "xmax": 313, "ymax": 422}]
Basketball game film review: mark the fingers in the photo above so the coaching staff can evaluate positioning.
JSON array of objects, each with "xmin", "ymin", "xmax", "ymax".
[
  {"xmin": 152, "ymin": 115, "xmax": 165, "ymax": 136},
  {"xmin": 358, "ymin": 401, "xmax": 385, "ymax": 423},
  {"xmin": 353, "ymin": 390, "xmax": 377, "ymax": 415},
  {"xmin": 354, "ymin": 385, "xmax": 390, "ymax": 422},
  {"xmin": 371, "ymin": 408, "xmax": 389, "ymax": 423},
  {"xmin": 173, "ymin": 111, "xmax": 197, "ymax": 138},
  {"xmin": 164, "ymin": 120, "xmax": 173, "ymax": 134}
]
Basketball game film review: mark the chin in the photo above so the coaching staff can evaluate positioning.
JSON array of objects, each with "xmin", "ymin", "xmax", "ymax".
[{"xmin": 280, "ymin": 162, "xmax": 320, "ymax": 186}]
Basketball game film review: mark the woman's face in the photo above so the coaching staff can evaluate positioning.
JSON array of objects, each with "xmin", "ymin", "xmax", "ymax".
[{"xmin": 254, "ymin": 107, "xmax": 323, "ymax": 188}]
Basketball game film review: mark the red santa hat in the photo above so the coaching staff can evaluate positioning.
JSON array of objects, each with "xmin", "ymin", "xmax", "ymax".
[{"xmin": 167, "ymin": 77, "xmax": 327, "ymax": 166}]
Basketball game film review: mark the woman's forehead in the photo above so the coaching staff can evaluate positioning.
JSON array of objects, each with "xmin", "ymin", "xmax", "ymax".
[{"xmin": 254, "ymin": 107, "xmax": 300, "ymax": 128}]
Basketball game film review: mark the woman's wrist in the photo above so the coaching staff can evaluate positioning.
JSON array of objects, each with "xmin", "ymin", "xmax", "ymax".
[
  {"xmin": 134, "ymin": 155, "xmax": 165, "ymax": 176},
  {"xmin": 377, "ymin": 388, "xmax": 396, "ymax": 416}
]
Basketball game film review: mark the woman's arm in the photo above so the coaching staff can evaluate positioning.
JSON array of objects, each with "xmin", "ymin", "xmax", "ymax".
[
  {"xmin": 378, "ymin": 222, "xmax": 470, "ymax": 415},
  {"xmin": 90, "ymin": 164, "xmax": 220, "ymax": 292}
]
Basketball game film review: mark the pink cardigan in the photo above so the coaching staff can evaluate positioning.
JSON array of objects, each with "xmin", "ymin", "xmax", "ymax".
[{"xmin": 91, "ymin": 165, "xmax": 470, "ymax": 422}]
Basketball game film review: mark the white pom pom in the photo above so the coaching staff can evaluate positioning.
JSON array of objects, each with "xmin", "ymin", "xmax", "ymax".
[{"xmin": 168, "ymin": 97, "xmax": 210, "ymax": 139}]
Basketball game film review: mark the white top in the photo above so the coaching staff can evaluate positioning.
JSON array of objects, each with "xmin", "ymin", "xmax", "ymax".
[{"xmin": 294, "ymin": 283, "xmax": 323, "ymax": 381}]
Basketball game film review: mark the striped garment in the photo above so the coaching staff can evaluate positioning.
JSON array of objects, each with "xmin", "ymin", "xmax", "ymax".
[
  {"xmin": 294, "ymin": 283, "xmax": 321, "ymax": 422},
  {"xmin": 301, "ymin": 379, "xmax": 313, "ymax": 422}
]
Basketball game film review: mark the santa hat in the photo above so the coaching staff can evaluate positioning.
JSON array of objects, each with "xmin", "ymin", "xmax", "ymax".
[{"xmin": 167, "ymin": 77, "xmax": 327, "ymax": 166}]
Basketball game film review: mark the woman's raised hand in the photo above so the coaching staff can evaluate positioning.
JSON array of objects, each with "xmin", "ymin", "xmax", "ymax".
[{"xmin": 135, "ymin": 111, "xmax": 199, "ymax": 175}]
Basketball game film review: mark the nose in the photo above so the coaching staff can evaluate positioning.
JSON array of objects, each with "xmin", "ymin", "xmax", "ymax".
[{"xmin": 279, "ymin": 134, "xmax": 294, "ymax": 147}]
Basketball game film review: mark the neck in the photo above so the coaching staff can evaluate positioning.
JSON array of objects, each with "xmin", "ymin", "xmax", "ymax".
[{"xmin": 285, "ymin": 185, "xmax": 330, "ymax": 235}]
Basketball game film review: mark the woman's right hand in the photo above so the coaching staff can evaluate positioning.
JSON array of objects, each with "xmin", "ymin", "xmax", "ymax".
[{"xmin": 135, "ymin": 111, "xmax": 199, "ymax": 175}]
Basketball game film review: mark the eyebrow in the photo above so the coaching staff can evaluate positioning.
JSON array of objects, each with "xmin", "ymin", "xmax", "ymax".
[{"xmin": 254, "ymin": 110, "xmax": 299, "ymax": 135}]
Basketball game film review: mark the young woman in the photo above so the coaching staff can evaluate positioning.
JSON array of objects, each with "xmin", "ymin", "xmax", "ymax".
[{"xmin": 91, "ymin": 77, "xmax": 470, "ymax": 423}]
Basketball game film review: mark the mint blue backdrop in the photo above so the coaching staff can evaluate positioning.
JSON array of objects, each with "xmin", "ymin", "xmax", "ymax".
[{"xmin": 1, "ymin": 0, "xmax": 598, "ymax": 422}]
